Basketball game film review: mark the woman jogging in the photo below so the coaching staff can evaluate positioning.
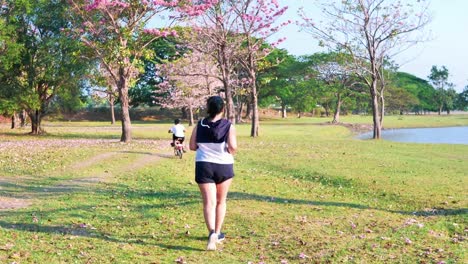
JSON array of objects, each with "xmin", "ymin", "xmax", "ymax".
[{"xmin": 189, "ymin": 96, "xmax": 237, "ymax": 251}]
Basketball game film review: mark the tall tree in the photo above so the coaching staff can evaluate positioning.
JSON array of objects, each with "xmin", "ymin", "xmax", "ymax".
[
  {"xmin": 2, "ymin": 0, "xmax": 90, "ymax": 134},
  {"xmin": 258, "ymin": 49, "xmax": 298, "ymax": 118},
  {"xmin": 443, "ymin": 87, "xmax": 457, "ymax": 114},
  {"xmin": 428, "ymin": 65, "xmax": 456, "ymax": 115},
  {"xmin": 232, "ymin": 0, "xmax": 288, "ymax": 137},
  {"xmin": 300, "ymin": 0, "xmax": 431, "ymax": 139},
  {"xmin": 186, "ymin": 1, "xmax": 243, "ymax": 124},
  {"xmin": 0, "ymin": 0, "xmax": 25, "ymax": 126},
  {"xmin": 68, "ymin": 0, "xmax": 214, "ymax": 142},
  {"xmin": 309, "ymin": 52, "xmax": 359, "ymax": 123}
]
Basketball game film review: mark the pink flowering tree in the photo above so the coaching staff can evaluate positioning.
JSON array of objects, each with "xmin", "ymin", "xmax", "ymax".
[
  {"xmin": 158, "ymin": 50, "xmax": 222, "ymax": 126},
  {"xmin": 185, "ymin": 2, "xmax": 244, "ymax": 124},
  {"xmin": 68, "ymin": 0, "xmax": 215, "ymax": 142},
  {"xmin": 299, "ymin": 0, "xmax": 431, "ymax": 139},
  {"xmin": 187, "ymin": 0, "xmax": 288, "ymax": 136},
  {"xmin": 232, "ymin": 0, "xmax": 289, "ymax": 137}
]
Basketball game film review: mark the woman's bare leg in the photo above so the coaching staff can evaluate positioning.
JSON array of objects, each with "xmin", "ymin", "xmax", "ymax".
[
  {"xmin": 215, "ymin": 178, "xmax": 232, "ymax": 234},
  {"xmin": 198, "ymin": 183, "xmax": 217, "ymax": 232}
]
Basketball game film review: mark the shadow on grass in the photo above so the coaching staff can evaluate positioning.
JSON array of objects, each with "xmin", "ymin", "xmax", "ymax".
[
  {"xmin": 0, "ymin": 219, "xmax": 204, "ymax": 251},
  {"xmin": 0, "ymin": 221, "xmax": 95, "ymax": 236},
  {"xmin": 230, "ymin": 191, "xmax": 369, "ymax": 209},
  {"xmin": 0, "ymin": 178, "xmax": 107, "ymax": 199},
  {"xmin": 388, "ymin": 207, "xmax": 468, "ymax": 216},
  {"xmin": 229, "ymin": 192, "xmax": 372, "ymax": 209},
  {"xmin": 230, "ymin": 191, "xmax": 468, "ymax": 216}
]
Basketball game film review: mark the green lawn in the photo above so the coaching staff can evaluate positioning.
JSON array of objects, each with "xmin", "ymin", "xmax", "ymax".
[{"xmin": 0, "ymin": 115, "xmax": 466, "ymax": 263}]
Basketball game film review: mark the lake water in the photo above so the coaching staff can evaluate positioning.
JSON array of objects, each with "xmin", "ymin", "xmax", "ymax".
[{"xmin": 358, "ymin": 126, "xmax": 468, "ymax": 145}]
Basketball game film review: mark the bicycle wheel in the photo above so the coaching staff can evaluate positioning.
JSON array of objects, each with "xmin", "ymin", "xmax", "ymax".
[{"xmin": 177, "ymin": 149, "xmax": 183, "ymax": 159}]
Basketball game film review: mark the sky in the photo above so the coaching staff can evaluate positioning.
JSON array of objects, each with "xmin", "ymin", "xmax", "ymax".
[{"xmin": 275, "ymin": 0, "xmax": 468, "ymax": 92}]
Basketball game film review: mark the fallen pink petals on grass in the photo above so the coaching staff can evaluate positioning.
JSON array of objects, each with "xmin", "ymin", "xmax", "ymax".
[
  {"xmin": 175, "ymin": 256, "xmax": 186, "ymax": 264},
  {"xmin": 298, "ymin": 252, "xmax": 308, "ymax": 259},
  {"xmin": 0, "ymin": 243, "xmax": 14, "ymax": 251}
]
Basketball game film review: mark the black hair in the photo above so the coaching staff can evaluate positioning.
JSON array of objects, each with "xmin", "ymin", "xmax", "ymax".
[
  {"xmin": 206, "ymin": 96, "xmax": 224, "ymax": 119},
  {"xmin": 174, "ymin": 119, "xmax": 180, "ymax": 124}
]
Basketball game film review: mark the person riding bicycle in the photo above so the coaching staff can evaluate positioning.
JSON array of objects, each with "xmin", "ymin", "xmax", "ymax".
[{"xmin": 169, "ymin": 119, "xmax": 186, "ymax": 152}]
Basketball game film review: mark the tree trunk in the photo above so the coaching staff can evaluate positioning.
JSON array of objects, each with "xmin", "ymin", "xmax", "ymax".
[
  {"xmin": 250, "ymin": 90, "xmax": 259, "ymax": 137},
  {"xmin": 218, "ymin": 47, "xmax": 235, "ymax": 124},
  {"xmin": 109, "ymin": 94, "xmax": 116, "ymax": 125},
  {"xmin": 249, "ymin": 67, "xmax": 259, "ymax": 137},
  {"xmin": 29, "ymin": 109, "xmax": 42, "ymax": 135},
  {"xmin": 20, "ymin": 110, "xmax": 26, "ymax": 127},
  {"xmin": 438, "ymin": 105, "xmax": 442, "ymax": 115},
  {"xmin": 224, "ymin": 80, "xmax": 235, "ymax": 124},
  {"xmin": 379, "ymin": 94, "xmax": 385, "ymax": 129},
  {"xmin": 11, "ymin": 112, "xmax": 17, "ymax": 129},
  {"xmin": 236, "ymin": 100, "xmax": 244, "ymax": 124},
  {"xmin": 118, "ymin": 72, "xmax": 132, "ymax": 143},
  {"xmin": 332, "ymin": 94, "xmax": 342, "ymax": 124},
  {"xmin": 370, "ymin": 80, "xmax": 382, "ymax": 139},
  {"xmin": 189, "ymin": 104, "xmax": 194, "ymax": 126},
  {"xmin": 281, "ymin": 103, "xmax": 287, "ymax": 118},
  {"xmin": 244, "ymin": 100, "xmax": 252, "ymax": 120},
  {"xmin": 324, "ymin": 103, "xmax": 330, "ymax": 117}
]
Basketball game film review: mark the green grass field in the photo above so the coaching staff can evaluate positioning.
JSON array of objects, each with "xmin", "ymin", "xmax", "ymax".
[{"xmin": 0, "ymin": 115, "xmax": 466, "ymax": 263}]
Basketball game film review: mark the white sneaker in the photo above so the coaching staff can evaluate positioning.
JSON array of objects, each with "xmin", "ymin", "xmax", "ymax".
[{"xmin": 206, "ymin": 231, "xmax": 217, "ymax": 251}]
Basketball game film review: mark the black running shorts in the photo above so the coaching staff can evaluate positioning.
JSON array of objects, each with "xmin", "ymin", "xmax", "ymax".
[{"xmin": 195, "ymin": 162, "xmax": 234, "ymax": 184}]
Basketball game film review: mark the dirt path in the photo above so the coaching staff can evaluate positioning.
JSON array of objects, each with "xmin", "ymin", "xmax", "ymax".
[
  {"xmin": 0, "ymin": 197, "xmax": 32, "ymax": 210},
  {"xmin": 69, "ymin": 151, "xmax": 119, "ymax": 170},
  {"xmin": 0, "ymin": 142, "xmax": 168, "ymax": 210},
  {"xmin": 57, "ymin": 151, "xmax": 163, "ymax": 188}
]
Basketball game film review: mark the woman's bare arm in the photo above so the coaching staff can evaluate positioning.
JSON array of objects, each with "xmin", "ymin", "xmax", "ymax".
[
  {"xmin": 189, "ymin": 125, "xmax": 198, "ymax": 151},
  {"xmin": 227, "ymin": 125, "xmax": 237, "ymax": 155}
]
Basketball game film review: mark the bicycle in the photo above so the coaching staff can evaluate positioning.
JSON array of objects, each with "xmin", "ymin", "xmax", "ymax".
[{"xmin": 172, "ymin": 139, "xmax": 184, "ymax": 159}]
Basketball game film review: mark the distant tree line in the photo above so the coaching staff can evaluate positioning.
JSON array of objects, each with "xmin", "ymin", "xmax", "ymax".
[{"xmin": 258, "ymin": 52, "xmax": 467, "ymax": 120}]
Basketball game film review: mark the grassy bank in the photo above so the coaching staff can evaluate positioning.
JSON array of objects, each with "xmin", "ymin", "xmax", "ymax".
[{"xmin": 0, "ymin": 115, "xmax": 466, "ymax": 263}]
